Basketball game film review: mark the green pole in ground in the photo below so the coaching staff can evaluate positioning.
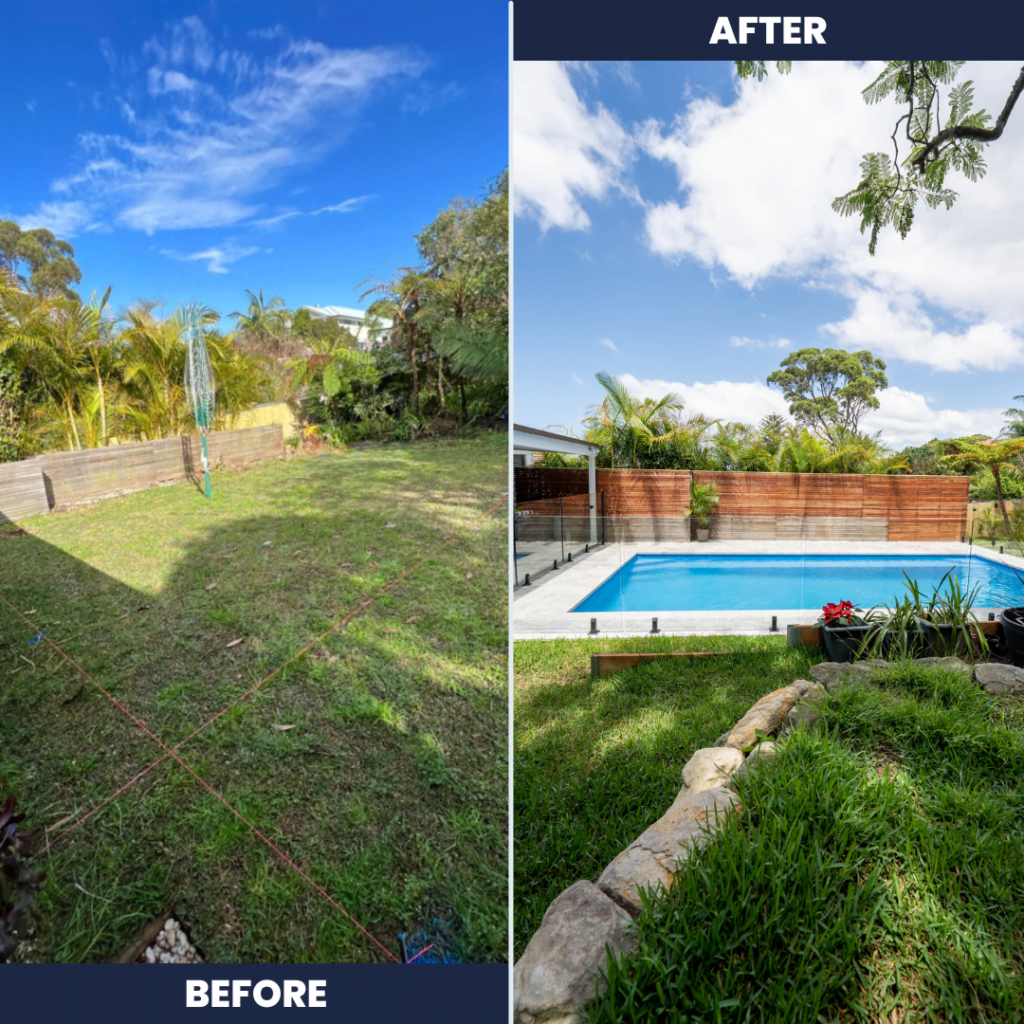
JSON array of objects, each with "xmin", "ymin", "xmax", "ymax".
[
  {"xmin": 183, "ymin": 302, "xmax": 216, "ymax": 501},
  {"xmin": 201, "ymin": 431, "xmax": 211, "ymax": 499}
]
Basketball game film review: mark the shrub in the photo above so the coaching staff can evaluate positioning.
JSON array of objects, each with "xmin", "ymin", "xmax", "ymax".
[{"xmin": 0, "ymin": 790, "xmax": 46, "ymax": 962}]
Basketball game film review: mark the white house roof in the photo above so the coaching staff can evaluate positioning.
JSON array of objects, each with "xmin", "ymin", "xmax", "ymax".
[{"xmin": 303, "ymin": 305, "xmax": 392, "ymax": 328}]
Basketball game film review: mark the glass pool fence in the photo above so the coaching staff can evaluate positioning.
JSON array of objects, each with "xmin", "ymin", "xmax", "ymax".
[{"xmin": 512, "ymin": 513, "xmax": 1024, "ymax": 637}]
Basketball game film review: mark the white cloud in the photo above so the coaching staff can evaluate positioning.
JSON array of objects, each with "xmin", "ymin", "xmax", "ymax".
[
  {"xmin": 248, "ymin": 210, "xmax": 302, "ymax": 229},
  {"xmin": 611, "ymin": 61, "xmax": 639, "ymax": 90},
  {"xmin": 728, "ymin": 335, "xmax": 792, "ymax": 349},
  {"xmin": 13, "ymin": 201, "xmax": 98, "ymax": 236},
  {"xmin": 248, "ymin": 25, "xmax": 286, "ymax": 41},
  {"xmin": 865, "ymin": 387, "xmax": 1004, "ymax": 448},
  {"xmin": 621, "ymin": 373, "xmax": 788, "ymax": 425},
  {"xmin": 18, "ymin": 17, "xmax": 425, "ymax": 236},
  {"xmin": 147, "ymin": 68, "xmax": 200, "ymax": 95},
  {"xmin": 572, "ymin": 373, "xmax": 584, "ymax": 385},
  {"xmin": 26, "ymin": 99, "xmax": 36, "ymax": 114},
  {"xmin": 599, "ymin": 337, "xmax": 618, "ymax": 351},
  {"xmin": 249, "ymin": 194, "xmax": 374, "ymax": 230},
  {"xmin": 313, "ymin": 194, "xmax": 374, "ymax": 215},
  {"xmin": 160, "ymin": 241, "xmax": 262, "ymax": 274},
  {"xmin": 633, "ymin": 61, "xmax": 1024, "ymax": 374},
  {"xmin": 99, "ymin": 38, "xmax": 117, "ymax": 72},
  {"xmin": 513, "ymin": 61, "xmax": 633, "ymax": 231}
]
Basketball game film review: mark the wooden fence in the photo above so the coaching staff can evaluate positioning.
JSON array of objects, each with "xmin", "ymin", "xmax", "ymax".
[
  {"xmin": 513, "ymin": 467, "xmax": 969, "ymax": 541},
  {"xmin": 514, "ymin": 468, "xmax": 692, "ymax": 516},
  {"xmin": 0, "ymin": 425, "xmax": 284, "ymax": 524},
  {"xmin": 0, "ymin": 459, "xmax": 50, "ymax": 522}
]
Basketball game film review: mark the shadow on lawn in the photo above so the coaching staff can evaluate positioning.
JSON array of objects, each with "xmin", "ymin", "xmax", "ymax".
[
  {"xmin": 0, "ymin": 468, "xmax": 507, "ymax": 964},
  {"xmin": 512, "ymin": 641, "xmax": 820, "ymax": 956}
]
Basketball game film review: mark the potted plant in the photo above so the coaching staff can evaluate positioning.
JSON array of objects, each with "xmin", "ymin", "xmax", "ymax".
[
  {"xmin": 1002, "ymin": 607, "xmax": 1024, "ymax": 666},
  {"xmin": 817, "ymin": 600, "xmax": 870, "ymax": 663},
  {"xmin": 858, "ymin": 571, "xmax": 987, "ymax": 661},
  {"xmin": 914, "ymin": 571, "xmax": 986, "ymax": 658},
  {"xmin": 689, "ymin": 482, "xmax": 719, "ymax": 542},
  {"xmin": 995, "ymin": 561, "xmax": 1024, "ymax": 666}
]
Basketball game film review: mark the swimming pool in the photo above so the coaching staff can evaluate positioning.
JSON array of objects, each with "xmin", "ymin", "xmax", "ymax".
[{"xmin": 570, "ymin": 554, "xmax": 1024, "ymax": 613}]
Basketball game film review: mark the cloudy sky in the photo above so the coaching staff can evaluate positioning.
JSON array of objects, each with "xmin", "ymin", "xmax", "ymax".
[
  {"xmin": 1, "ymin": 0, "xmax": 506, "ymax": 315},
  {"xmin": 512, "ymin": 60, "xmax": 1024, "ymax": 449}
]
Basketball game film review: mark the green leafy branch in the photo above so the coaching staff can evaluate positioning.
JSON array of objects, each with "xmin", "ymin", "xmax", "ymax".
[{"xmin": 738, "ymin": 60, "xmax": 1024, "ymax": 253}]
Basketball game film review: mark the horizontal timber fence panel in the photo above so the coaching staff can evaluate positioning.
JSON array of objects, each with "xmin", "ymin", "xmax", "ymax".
[
  {"xmin": 0, "ymin": 425, "xmax": 284, "ymax": 520},
  {"xmin": 513, "ymin": 468, "xmax": 969, "ymax": 541},
  {"xmin": 514, "ymin": 468, "xmax": 692, "ymax": 516},
  {"xmin": 0, "ymin": 460, "xmax": 49, "ymax": 523}
]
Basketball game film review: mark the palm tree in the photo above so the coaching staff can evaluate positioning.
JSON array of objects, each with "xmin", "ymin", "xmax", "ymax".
[
  {"xmin": 0, "ymin": 290, "xmax": 96, "ymax": 449},
  {"xmin": 230, "ymin": 289, "xmax": 290, "ymax": 353},
  {"xmin": 939, "ymin": 436, "xmax": 1024, "ymax": 531},
  {"xmin": 1001, "ymin": 396, "xmax": 1024, "ymax": 439},
  {"xmin": 772, "ymin": 427, "xmax": 908, "ymax": 475},
  {"xmin": 588, "ymin": 372, "xmax": 683, "ymax": 468}
]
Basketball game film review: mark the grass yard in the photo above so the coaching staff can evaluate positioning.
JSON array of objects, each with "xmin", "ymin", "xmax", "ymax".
[
  {"xmin": 516, "ymin": 639, "xmax": 1024, "ymax": 1022},
  {"xmin": 0, "ymin": 434, "xmax": 508, "ymax": 963}
]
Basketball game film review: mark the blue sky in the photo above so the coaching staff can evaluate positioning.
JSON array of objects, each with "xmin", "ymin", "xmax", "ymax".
[
  {"xmin": 1, "ymin": 0, "xmax": 507, "ymax": 319},
  {"xmin": 513, "ymin": 61, "xmax": 1024, "ymax": 449}
]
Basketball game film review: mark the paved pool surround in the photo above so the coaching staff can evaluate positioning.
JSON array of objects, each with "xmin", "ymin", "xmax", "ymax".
[{"xmin": 513, "ymin": 541, "xmax": 1024, "ymax": 639}]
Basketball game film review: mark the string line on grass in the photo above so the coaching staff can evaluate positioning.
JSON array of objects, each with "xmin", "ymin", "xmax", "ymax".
[
  {"xmin": 45, "ymin": 495, "xmax": 507, "ymax": 847},
  {"xmin": 0, "ymin": 585, "xmax": 400, "ymax": 963},
  {"xmin": 0, "ymin": 495, "xmax": 506, "ymax": 962}
]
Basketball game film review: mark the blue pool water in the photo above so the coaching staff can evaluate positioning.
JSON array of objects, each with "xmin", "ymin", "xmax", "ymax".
[{"xmin": 570, "ymin": 554, "xmax": 1024, "ymax": 613}]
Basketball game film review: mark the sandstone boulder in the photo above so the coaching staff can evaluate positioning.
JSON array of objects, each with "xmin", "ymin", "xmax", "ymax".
[
  {"xmin": 513, "ymin": 880, "xmax": 635, "ymax": 1024},
  {"xmin": 597, "ymin": 787, "xmax": 741, "ymax": 913}
]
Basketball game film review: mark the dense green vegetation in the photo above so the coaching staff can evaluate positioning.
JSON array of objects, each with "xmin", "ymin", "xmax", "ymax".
[{"xmin": 0, "ymin": 171, "xmax": 507, "ymax": 459}]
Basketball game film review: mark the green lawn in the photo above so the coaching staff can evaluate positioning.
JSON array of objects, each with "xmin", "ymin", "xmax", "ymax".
[
  {"xmin": 0, "ymin": 434, "xmax": 508, "ymax": 963},
  {"xmin": 516, "ymin": 640, "xmax": 1024, "ymax": 1022},
  {"xmin": 514, "ymin": 635, "xmax": 822, "ymax": 957}
]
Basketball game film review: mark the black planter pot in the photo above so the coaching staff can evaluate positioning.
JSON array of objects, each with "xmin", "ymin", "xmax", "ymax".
[
  {"xmin": 822, "ymin": 623, "xmax": 871, "ymax": 663},
  {"xmin": 1001, "ymin": 608, "xmax": 1024, "ymax": 667},
  {"xmin": 918, "ymin": 620, "xmax": 961, "ymax": 658}
]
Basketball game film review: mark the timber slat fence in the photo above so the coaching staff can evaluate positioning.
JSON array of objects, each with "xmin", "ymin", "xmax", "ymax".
[
  {"xmin": 0, "ymin": 425, "xmax": 284, "ymax": 524},
  {"xmin": 514, "ymin": 467, "xmax": 969, "ymax": 541}
]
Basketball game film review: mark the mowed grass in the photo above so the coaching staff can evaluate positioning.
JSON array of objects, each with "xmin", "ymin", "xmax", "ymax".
[
  {"xmin": 513, "ymin": 635, "xmax": 822, "ymax": 958},
  {"xmin": 0, "ymin": 434, "xmax": 508, "ymax": 963},
  {"xmin": 516, "ymin": 641, "xmax": 1024, "ymax": 1022}
]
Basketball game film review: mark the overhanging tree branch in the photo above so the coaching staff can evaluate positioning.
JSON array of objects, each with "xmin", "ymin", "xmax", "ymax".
[{"xmin": 913, "ymin": 64, "xmax": 1024, "ymax": 172}]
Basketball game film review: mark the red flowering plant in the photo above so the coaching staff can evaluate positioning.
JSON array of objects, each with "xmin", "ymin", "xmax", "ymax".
[{"xmin": 817, "ymin": 600, "xmax": 864, "ymax": 627}]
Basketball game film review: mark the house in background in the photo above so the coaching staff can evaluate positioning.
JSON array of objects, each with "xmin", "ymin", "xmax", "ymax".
[{"xmin": 301, "ymin": 306, "xmax": 392, "ymax": 349}]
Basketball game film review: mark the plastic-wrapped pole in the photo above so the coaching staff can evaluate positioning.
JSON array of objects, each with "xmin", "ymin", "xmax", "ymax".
[{"xmin": 183, "ymin": 302, "xmax": 215, "ymax": 500}]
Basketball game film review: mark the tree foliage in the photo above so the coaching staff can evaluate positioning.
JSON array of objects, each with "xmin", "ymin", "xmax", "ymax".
[
  {"xmin": 767, "ymin": 348, "xmax": 888, "ymax": 443},
  {"xmin": 360, "ymin": 169, "xmax": 508, "ymax": 431},
  {"xmin": 738, "ymin": 61, "xmax": 1024, "ymax": 253},
  {"xmin": 938, "ymin": 435, "xmax": 1024, "ymax": 530},
  {"xmin": 0, "ymin": 221, "xmax": 82, "ymax": 299},
  {"xmin": 585, "ymin": 372, "xmax": 683, "ymax": 469}
]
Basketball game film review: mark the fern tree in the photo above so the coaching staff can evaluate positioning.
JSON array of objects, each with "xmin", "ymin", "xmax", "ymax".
[{"xmin": 939, "ymin": 436, "xmax": 1024, "ymax": 530}]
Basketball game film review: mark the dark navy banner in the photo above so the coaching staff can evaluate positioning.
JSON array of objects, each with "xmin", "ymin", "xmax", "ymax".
[
  {"xmin": 512, "ymin": 0, "xmax": 1024, "ymax": 60},
  {"xmin": 5, "ymin": 964, "xmax": 509, "ymax": 1021}
]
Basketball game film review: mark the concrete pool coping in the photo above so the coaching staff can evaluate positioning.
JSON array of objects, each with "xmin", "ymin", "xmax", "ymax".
[{"xmin": 513, "ymin": 540, "xmax": 1024, "ymax": 639}]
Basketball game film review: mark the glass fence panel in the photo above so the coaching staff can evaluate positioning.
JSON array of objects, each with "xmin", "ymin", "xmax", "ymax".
[
  {"xmin": 513, "ymin": 513, "xmax": 1013, "ymax": 641},
  {"xmin": 512, "ymin": 513, "xmax": 624, "ymax": 636}
]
